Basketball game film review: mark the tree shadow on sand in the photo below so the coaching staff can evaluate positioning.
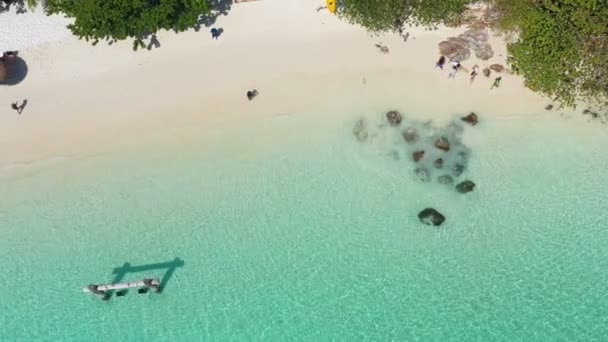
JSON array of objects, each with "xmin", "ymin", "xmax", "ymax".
[
  {"xmin": 194, "ymin": 0, "xmax": 234, "ymax": 31},
  {"xmin": 135, "ymin": 0, "xmax": 233, "ymax": 50},
  {"xmin": 0, "ymin": 0, "xmax": 47, "ymax": 14},
  {"xmin": 0, "ymin": 57, "xmax": 28, "ymax": 86}
]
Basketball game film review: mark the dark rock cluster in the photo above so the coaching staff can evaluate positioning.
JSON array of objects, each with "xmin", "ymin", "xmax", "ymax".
[{"xmin": 353, "ymin": 110, "xmax": 482, "ymax": 227}]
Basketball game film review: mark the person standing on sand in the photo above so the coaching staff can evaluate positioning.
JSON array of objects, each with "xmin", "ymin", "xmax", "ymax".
[
  {"xmin": 491, "ymin": 76, "xmax": 502, "ymax": 89},
  {"xmin": 470, "ymin": 65, "xmax": 479, "ymax": 84},
  {"xmin": 448, "ymin": 61, "xmax": 461, "ymax": 78},
  {"xmin": 436, "ymin": 56, "xmax": 446, "ymax": 69}
]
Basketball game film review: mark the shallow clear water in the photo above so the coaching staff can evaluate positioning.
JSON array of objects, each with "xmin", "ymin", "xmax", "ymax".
[{"xmin": 1, "ymin": 108, "xmax": 608, "ymax": 340}]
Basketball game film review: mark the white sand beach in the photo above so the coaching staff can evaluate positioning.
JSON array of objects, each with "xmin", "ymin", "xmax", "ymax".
[{"xmin": 1, "ymin": 0, "xmax": 559, "ymax": 166}]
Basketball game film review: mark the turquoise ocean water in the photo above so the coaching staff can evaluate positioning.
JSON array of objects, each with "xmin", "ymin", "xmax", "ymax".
[{"xmin": 1, "ymin": 106, "xmax": 608, "ymax": 340}]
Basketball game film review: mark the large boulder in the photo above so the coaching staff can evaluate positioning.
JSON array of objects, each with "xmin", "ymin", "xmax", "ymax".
[
  {"xmin": 415, "ymin": 167, "xmax": 431, "ymax": 182},
  {"xmin": 490, "ymin": 64, "xmax": 504, "ymax": 72},
  {"xmin": 438, "ymin": 37, "xmax": 470, "ymax": 62},
  {"xmin": 386, "ymin": 110, "xmax": 402, "ymax": 126},
  {"xmin": 418, "ymin": 208, "xmax": 446, "ymax": 226},
  {"xmin": 353, "ymin": 119, "xmax": 368, "ymax": 142},
  {"xmin": 461, "ymin": 112, "xmax": 478, "ymax": 126},
  {"xmin": 475, "ymin": 44, "xmax": 494, "ymax": 60},
  {"xmin": 413, "ymin": 150, "xmax": 425, "ymax": 162},
  {"xmin": 402, "ymin": 128, "xmax": 419, "ymax": 143},
  {"xmin": 434, "ymin": 137, "xmax": 450, "ymax": 152},
  {"xmin": 440, "ymin": 28, "xmax": 494, "ymax": 62},
  {"xmin": 455, "ymin": 180, "xmax": 475, "ymax": 193}
]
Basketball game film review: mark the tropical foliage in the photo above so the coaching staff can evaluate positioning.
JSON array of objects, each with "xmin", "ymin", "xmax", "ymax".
[
  {"xmin": 46, "ymin": 0, "xmax": 211, "ymax": 50},
  {"xmin": 497, "ymin": 0, "xmax": 608, "ymax": 107},
  {"xmin": 338, "ymin": 0, "xmax": 475, "ymax": 31}
]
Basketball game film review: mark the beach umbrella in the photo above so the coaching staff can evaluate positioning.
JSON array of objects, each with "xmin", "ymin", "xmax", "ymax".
[{"xmin": 0, "ymin": 61, "xmax": 6, "ymax": 81}]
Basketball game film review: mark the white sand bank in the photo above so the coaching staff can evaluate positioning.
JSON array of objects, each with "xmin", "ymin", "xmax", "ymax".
[{"xmin": 0, "ymin": 0, "xmax": 560, "ymax": 166}]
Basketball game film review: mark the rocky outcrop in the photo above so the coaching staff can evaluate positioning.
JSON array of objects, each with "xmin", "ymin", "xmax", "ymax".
[
  {"xmin": 353, "ymin": 119, "xmax": 368, "ymax": 142},
  {"xmin": 438, "ymin": 38, "xmax": 470, "ymax": 62},
  {"xmin": 438, "ymin": 28, "xmax": 494, "ymax": 62},
  {"xmin": 415, "ymin": 167, "xmax": 431, "ymax": 182},
  {"xmin": 438, "ymin": 175, "xmax": 453, "ymax": 184},
  {"xmin": 434, "ymin": 137, "xmax": 450, "ymax": 152},
  {"xmin": 386, "ymin": 110, "xmax": 402, "ymax": 126},
  {"xmin": 402, "ymin": 128, "xmax": 419, "ymax": 143},
  {"xmin": 433, "ymin": 158, "xmax": 444, "ymax": 169},
  {"xmin": 490, "ymin": 64, "xmax": 504, "ymax": 72},
  {"xmin": 455, "ymin": 180, "xmax": 475, "ymax": 193},
  {"xmin": 461, "ymin": 112, "xmax": 478, "ymax": 126},
  {"xmin": 418, "ymin": 208, "xmax": 446, "ymax": 226},
  {"xmin": 413, "ymin": 150, "xmax": 425, "ymax": 162}
]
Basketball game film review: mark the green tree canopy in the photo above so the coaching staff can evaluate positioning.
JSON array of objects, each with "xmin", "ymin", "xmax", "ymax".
[
  {"xmin": 47, "ymin": 0, "xmax": 211, "ymax": 50},
  {"xmin": 338, "ymin": 0, "xmax": 475, "ymax": 31},
  {"xmin": 497, "ymin": 0, "xmax": 608, "ymax": 107}
]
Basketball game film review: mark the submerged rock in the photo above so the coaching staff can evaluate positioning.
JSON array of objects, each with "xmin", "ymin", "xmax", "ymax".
[
  {"xmin": 434, "ymin": 137, "xmax": 450, "ymax": 152},
  {"xmin": 452, "ymin": 163, "xmax": 465, "ymax": 177},
  {"xmin": 402, "ymin": 128, "xmax": 419, "ymax": 143},
  {"xmin": 433, "ymin": 158, "xmax": 444, "ymax": 169},
  {"xmin": 418, "ymin": 208, "xmax": 446, "ymax": 226},
  {"xmin": 455, "ymin": 180, "xmax": 476, "ymax": 193},
  {"xmin": 353, "ymin": 119, "xmax": 369, "ymax": 142},
  {"xmin": 583, "ymin": 109, "xmax": 599, "ymax": 118},
  {"xmin": 413, "ymin": 150, "xmax": 425, "ymax": 162},
  {"xmin": 386, "ymin": 110, "xmax": 402, "ymax": 126},
  {"xmin": 461, "ymin": 112, "xmax": 478, "ymax": 126},
  {"xmin": 437, "ymin": 175, "xmax": 453, "ymax": 184},
  {"xmin": 415, "ymin": 167, "xmax": 431, "ymax": 182}
]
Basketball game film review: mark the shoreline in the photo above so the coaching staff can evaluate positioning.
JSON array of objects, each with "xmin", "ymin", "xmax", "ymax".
[{"xmin": 0, "ymin": 0, "xmax": 591, "ymax": 168}]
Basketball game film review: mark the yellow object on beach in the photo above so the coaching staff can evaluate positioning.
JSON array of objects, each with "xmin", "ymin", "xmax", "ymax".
[{"xmin": 326, "ymin": 0, "xmax": 337, "ymax": 13}]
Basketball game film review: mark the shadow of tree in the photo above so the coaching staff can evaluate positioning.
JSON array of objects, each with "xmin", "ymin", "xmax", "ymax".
[
  {"xmin": 0, "ymin": 0, "xmax": 47, "ymax": 14},
  {"xmin": 0, "ymin": 56, "xmax": 28, "ymax": 86},
  {"xmin": 194, "ymin": 0, "xmax": 234, "ymax": 31}
]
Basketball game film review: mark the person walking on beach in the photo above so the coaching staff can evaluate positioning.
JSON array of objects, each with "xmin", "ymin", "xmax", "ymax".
[
  {"xmin": 490, "ymin": 76, "xmax": 502, "ymax": 89},
  {"xmin": 246, "ymin": 89, "xmax": 259, "ymax": 101},
  {"xmin": 448, "ymin": 61, "xmax": 461, "ymax": 78},
  {"xmin": 10, "ymin": 99, "xmax": 27, "ymax": 114},
  {"xmin": 436, "ymin": 56, "xmax": 446, "ymax": 70},
  {"xmin": 470, "ymin": 65, "xmax": 479, "ymax": 84}
]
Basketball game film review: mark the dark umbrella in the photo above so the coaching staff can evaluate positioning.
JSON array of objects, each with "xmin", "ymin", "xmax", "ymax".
[{"xmin": 0, "ymin": 56, "xmax": 28, "ymax": 85}]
